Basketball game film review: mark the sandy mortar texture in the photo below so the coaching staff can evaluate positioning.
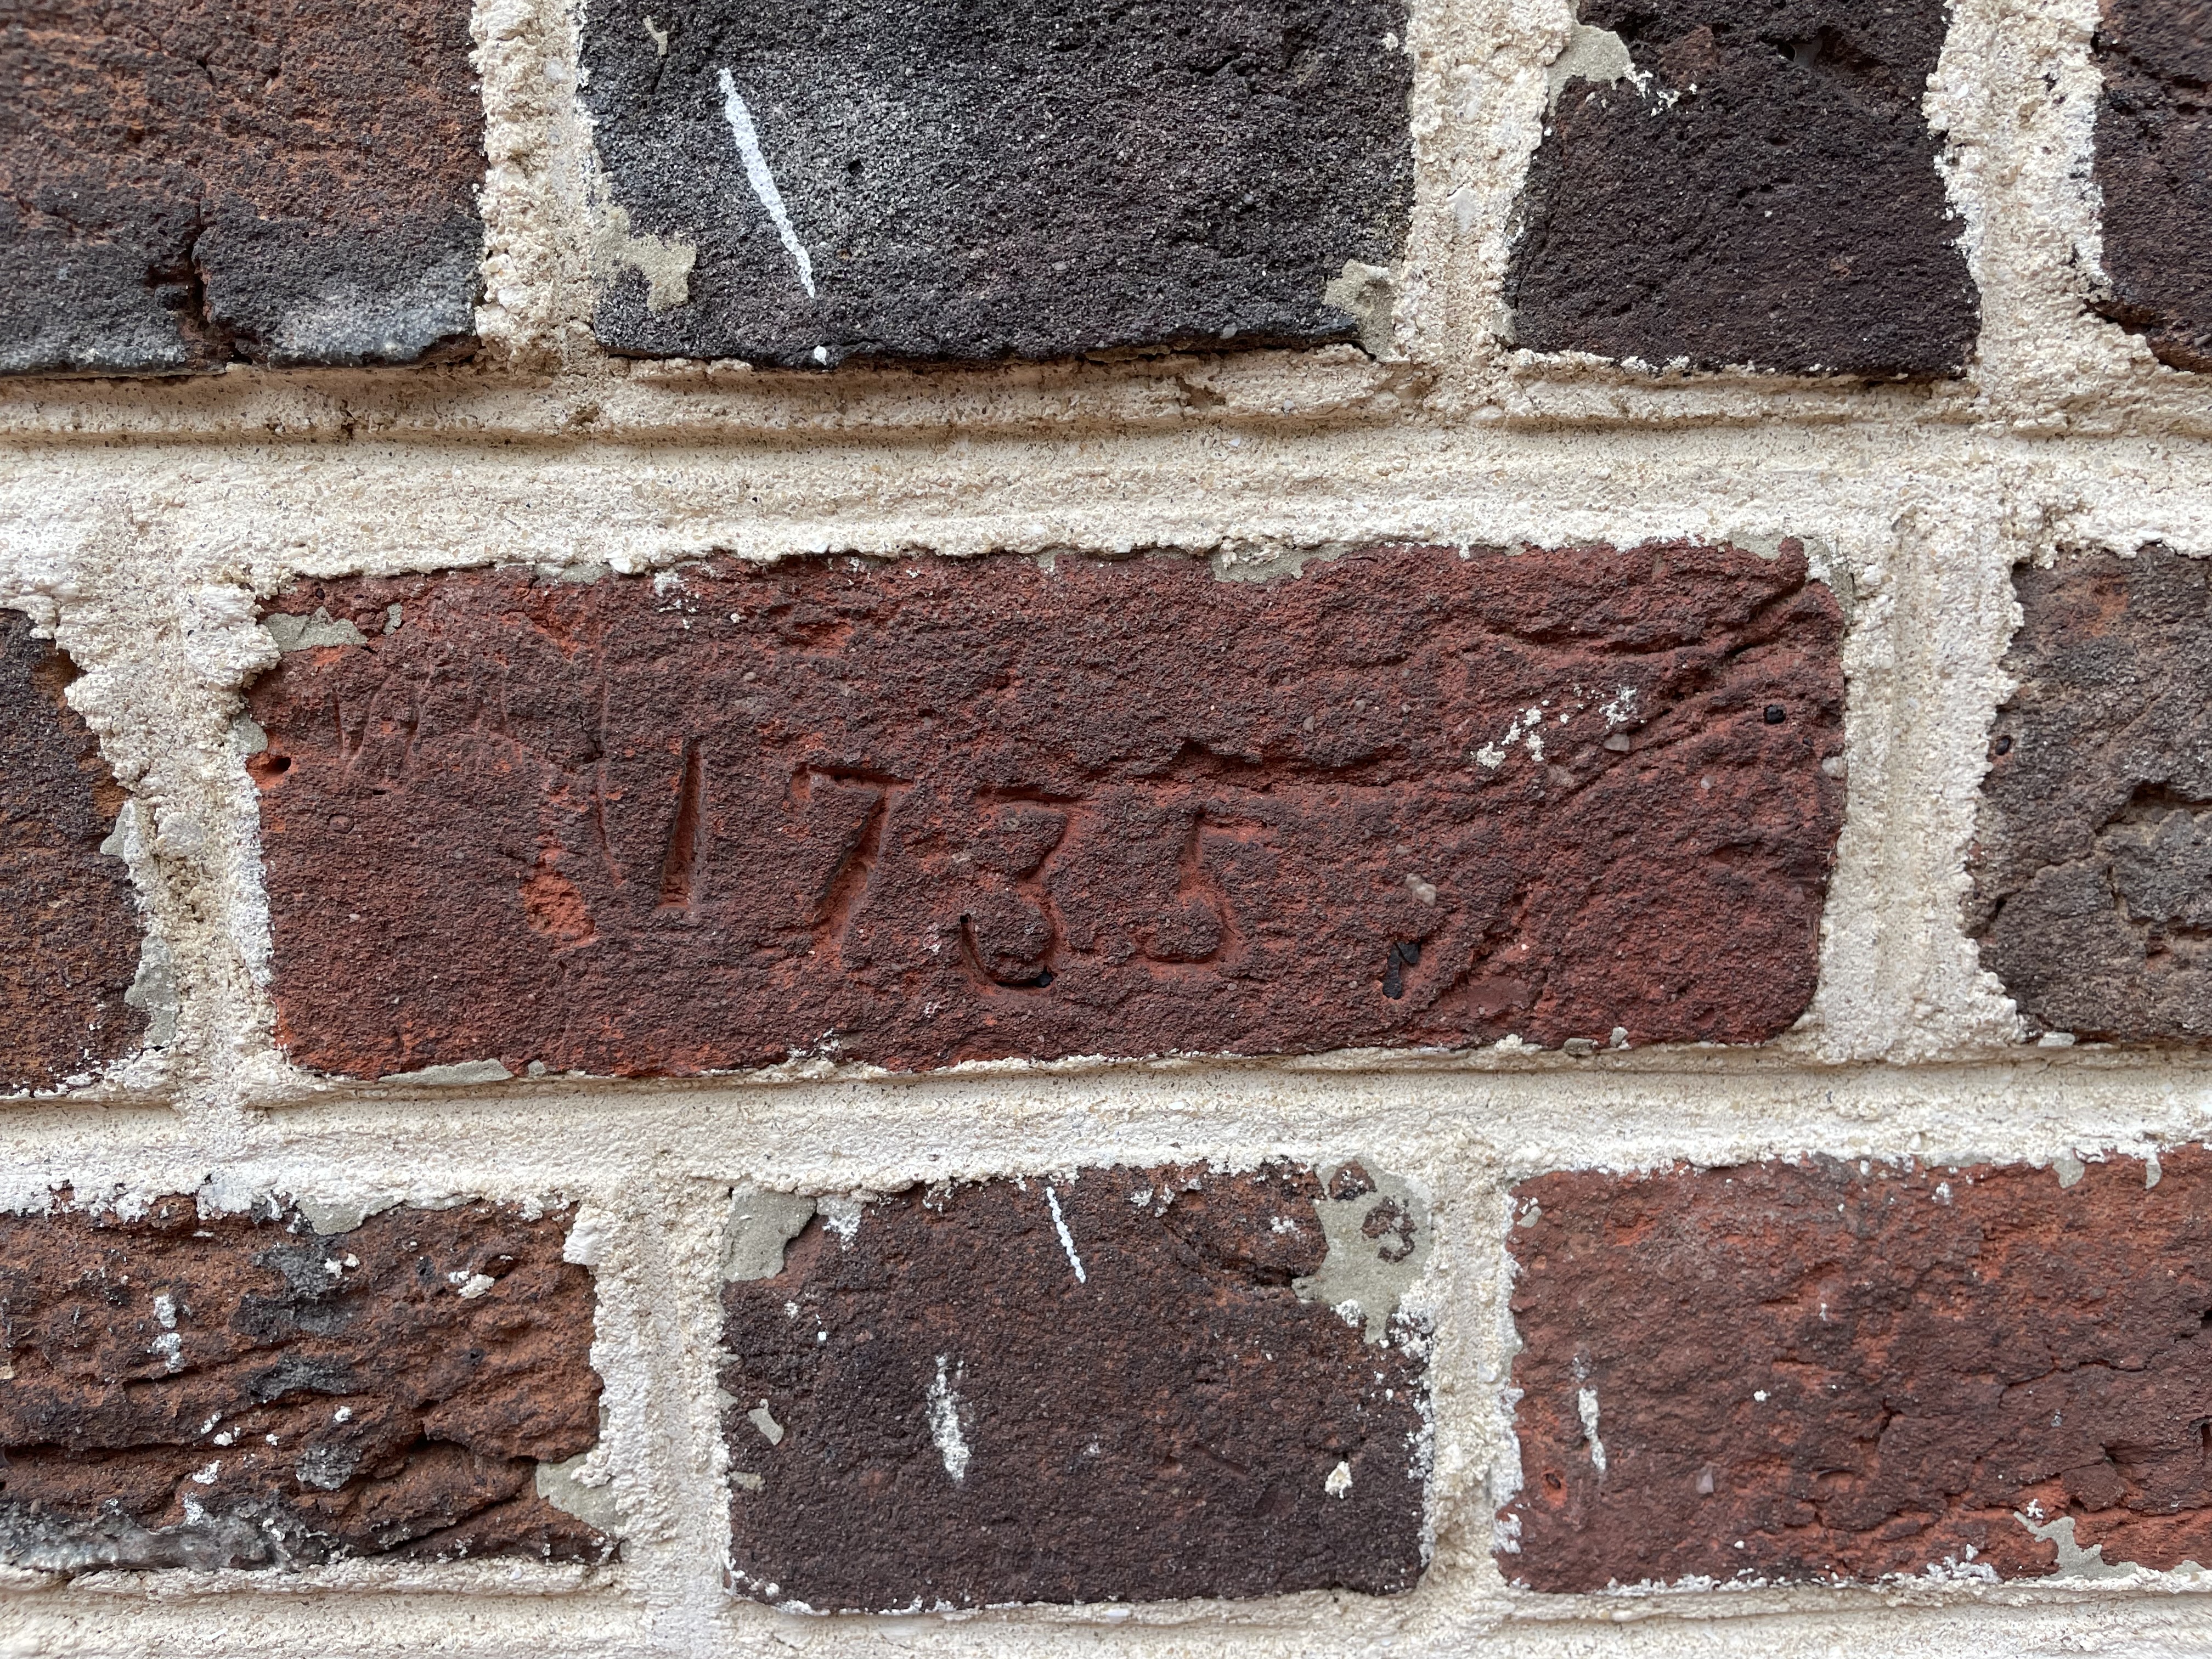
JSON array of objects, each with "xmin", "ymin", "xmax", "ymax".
[{"xmin": 1, "ymin": 0, "xmax": 2210, "ymax": 1650}]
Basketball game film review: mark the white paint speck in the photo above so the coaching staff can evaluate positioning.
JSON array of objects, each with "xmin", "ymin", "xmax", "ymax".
[
  {"xmin": 719, "ymin": 69, "xmax": 816, "ymax": 297},
  {"xmin": 819, "ymin": 1198, "xmax": 864, "ymax": 1248},
  {"xmin": 642, "ymin": 14, "xmax": 668, "ymax": 53},
  {"xmin": 1324, "ymin": 1460, "xmax": 1353, "ymax": 1499},
  {"xmin": 191, "ymin": 1460, "xmax": 220, "ymax": 1485},
  {"xmin": 1577, "ymin": 1386, "xmax": 1607, "ymax": 1476},
  {"xmin": 456, "ymin": 1273, "xmax": 497, "ymax": 1299},
  {"xmin": 1044, "ymin": 1185, "xmax": 1087, "ymax": 1283},
  {"xmin": 928, "ymin": 1356, "xmax": 970, "ymax": 1482},
  {"xmin": 152, "ymin": 1293, "xmax": 177, "ymax": 1329},
  {"xmin": 1270, "ymin": 1215, "xmax": 1300, "ymax": 1234}
]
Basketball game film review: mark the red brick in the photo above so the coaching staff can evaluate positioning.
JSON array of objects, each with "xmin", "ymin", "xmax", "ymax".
[
  {"xmin": 720, "ymin": 1162, "xmax": 1430, "ymax": 1609},
  {"xmin": 1502, "ymin": 1150, "xmax": 2212, "ymax": 1589},
  {"xmin": 246, "ymin": 544, "xmax": 1844, "ymax": 1079},
  {"xmin": 1, "ymin": 0, "xmax": 483, "ymax": 374},
  {"xmin": 1971, "ymin": 544, "xmax": 2212, "ymax": 1040},
  {"xmin": 0, "ymin": 1195, "xmax": 608, "ymax": 1572},
  {"xmin": 0, "ymin": 610, "xmax": 146, "ymax": 1091},
  {"xmin": 2090, "ymin": 0, "xmax": 2212, "ymax": 370}
]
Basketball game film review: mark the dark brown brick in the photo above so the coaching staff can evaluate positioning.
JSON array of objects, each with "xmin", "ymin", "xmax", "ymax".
[
  {"xmin": 1502, "ymin": 1149, "xmax": 2212, "ymax": 1590},
  {"xmin": 2090, "ymin": 0, "xmax": 2212, "ymax": 371},
  {"xmin": 579, "ymin": 0, "xmax": 1412, "ymax": 367},
  {"xmin": 1, "ymin": 0, "xmax": 483, "ymax": 376},
  {"xmin": 720, "ymin": 1162, "xmax": 1430, "ymax": 1609},
  {"xmin": 1503, "ymin": 0, "xmax": 1979, "ymax": 377},
  {"xmin": 0, "ymin": 1194, "xmax": 610, "ymax": 1573},
  {"xmin": 245, "ymin": 543, "xmax": 1844, "ymax": 1080},
  {"xmin": 0, "ymin": 610, "xmax": 146, "ymax": 1092},
  {"xmin": 1971, "ymin": 544, "xmax": 2212, "ymax": 1041}
]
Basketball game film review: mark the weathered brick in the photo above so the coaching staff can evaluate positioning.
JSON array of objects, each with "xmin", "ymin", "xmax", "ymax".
[
  {"xmin": 1503, "ymin": 1150, "xmax": 2212, "ymax": 1589},
  {"xmin": 245, "ymin": 543, "xmax": 1844, "ymax": 1079},
  {"xmin": 0, "ymin": 0, "xmax": 483, "ymax": 376},
  {"xmin": 1971, "ymin": 544, "xmax": 2212, "ymax": 1041},
  {"xmin": 578, "ymin": 0, "xmax": 1412, "ymax": 367},
  {"xmin": 0, "ymin": 1194, "xmax": 609, "ymax": 1573},
  {"xmin": 1503, "ymin": 0, "xmax": 1979, "ymax": 377},
  {"xmin": 2090, "ymin": 0, "xmax": 2212, "ymax": 371},
  {"xmin": 0, "ymin": 610, "xmax": 145, "ymax": 1092},
  {"xmin": 720, "ymin": 1161, "xmax": 1430, "ymax": 1609}
]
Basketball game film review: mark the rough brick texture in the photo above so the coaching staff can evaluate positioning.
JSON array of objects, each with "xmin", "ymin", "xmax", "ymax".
[
  {"xmin": 579, "ymin": 0, "xmax": 1413, "ymax": 368},
  {"xmin": 1971, "ymin": 544, "xmax": 2212, "ymax": 1041},
  {"xmin": 0, "ymin": 1195, "xmax": 608, "ymax": 1573},
  {"xmin": 720, "ymin": 1162, "xmax": 1430, "ymax": 1609},
  {"xmin": 0, "ymin": 610, "xmax": 145, "ymax": 1091},
  {"xmin": 2090, "ymin": 0, "xmax": 2212, "ymax": 371},
  {"xmin": 1503, "ymin": 0, "xmax": 1979, "ymax": 376},
  {"xmin": 0, "ymin": 0, "xmax": 483, "ymax": 376},
  {"xmin": 1504, "ymin": 1150, "xmax": 2212, "ymax": 1589},
  {"xmin": 245, "ymin": 543, "xmax": 1844, "ymax": 1080}
]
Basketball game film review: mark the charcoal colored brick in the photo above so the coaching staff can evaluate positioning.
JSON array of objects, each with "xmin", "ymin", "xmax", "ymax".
[
  {"xmin": 1503, "ymin": 1150, "xmax": 2212, "ymax": 1589},
  {"xmin": 0, "ymin": 610, "xmax": 145, "ymax": 1091},
  {"xmin": 578, "ymin": 0, "xmax": 1413, "ymax": 368},
  {"xmin": 2090, "ymin": 0, "xmax": 2212, "ymax": 371},
  {"xmin": 720, "ymin": 1161, "xmax": 1430, "ymax": 1609},
  {"xmin": 1502, "ymin": 0, "xmax": 1979, "ymax": 377},
  {"xmin": 0, "ymin": 1194, "xmax": 609, "ymax": 1573},
  {"xmin": 1971, "ymin": 544, "xmax": 2212, "ymax": 1041},
  {"xmin": 244, "ymin": 543, "xmax": 1844, "ymax": 1079},
  {"xmin": 1, "ymin": 0, "xmax": 484, "ymax": 376}
]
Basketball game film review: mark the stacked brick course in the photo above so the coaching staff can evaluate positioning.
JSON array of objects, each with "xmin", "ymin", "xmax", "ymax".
[{"xmin": 0, "ymin": 0, "xmax": 2209, "ymax": 1651}]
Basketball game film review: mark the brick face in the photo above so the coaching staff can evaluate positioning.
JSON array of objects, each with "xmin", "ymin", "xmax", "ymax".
[
  {"xmin": 579, "ymin": 0, "xmax": 1413, "ymax": 366},
  {"xmin": 0, "ymin": 610, "xmax": 145, "ymax": 1091},
  {"xmin": 1972, "ymin": 544, "xmax": 2212, "ymax": 1041},
  {"xmin": 0, "ymin": 0, "xmax": 483, "ymax": 375},
  {"xmin": 719, "ymin": 1163, "xmax": 1430, "ymax": 1609},
  {"xmin": 1503, "ymin": 0, "xmax": 1979, "ymax": 376},
  {"xmin": 1503, "ymin": 1152, "xmax": 2212, "ymax": 1590},
  {"xmin": 246, "ymin": 544, "xmax": 1843, "ymax": 1080},
  {"xmin": 2091, "ymin": 0, "xmax": 2212, "ymax": 371},
  {"xmin": 0, "ymin": 1195, "xmax": 608, "ymax": 1573}
]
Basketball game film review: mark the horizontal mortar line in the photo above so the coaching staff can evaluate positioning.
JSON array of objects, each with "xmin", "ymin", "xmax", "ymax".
[
  {"xmin": 5, "ymin": 1056, "xmax": 2212, "ymax": 1181},
  {"xmin": 8, "ymin": 420, "xmax": 2212, "ymax": 471}
]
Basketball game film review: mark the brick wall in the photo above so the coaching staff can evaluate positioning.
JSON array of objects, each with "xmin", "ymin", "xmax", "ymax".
[{"xmin": 0, "ymin": 0, "xmax": 2207, "ymax": 1651}]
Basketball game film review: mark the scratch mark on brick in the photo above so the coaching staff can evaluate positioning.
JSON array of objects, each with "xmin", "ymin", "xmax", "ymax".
[
  {"xmin": 1044, "ymin": 1184, "xmax": 1087, "ymax": 1284},
  {"xmin": 718, "ymin": 70, "xmax": 816, "ymax": 298}
]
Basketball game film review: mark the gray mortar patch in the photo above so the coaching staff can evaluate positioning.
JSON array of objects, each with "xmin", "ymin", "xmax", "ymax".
[
  {"xmin": 723, "ymin": 1187, "xmax": 815, "ymax": 1280},
  {"xmin": 380, "ymin": 1059, "xmax": 515, "ymax": 1088},
  {"xmin": 291, "ymin": 1194, "xmax": 402, "ymax": 1237},
  {"xmin": 1322, "ymin": 261, "xmax": 1400, "ymax": 360},
  {"xmin": 2015, "ymin": 1513, "xmax": 2166, "ymax": 1579},
  {"xmin": 264, "ymin": 608, "xmax": 369, "ymax": 652},
  {"xmin": 535, "ymin": 1449, "xmax": 624, "ymax": 1535},
  {"xmin": 1545, "ymin": 23, "xmax": 1641, "ymax": 114},
  {"xmin": 1293, "ymin": 1163, "xmax": 1431, "ymax": 1344}
]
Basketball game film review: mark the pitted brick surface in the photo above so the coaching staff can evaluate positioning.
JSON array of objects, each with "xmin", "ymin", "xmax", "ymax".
[
  {"xmin": 2091, "ymin": 0, "xmax": 2212, "ymax": 371},
  {"xmin": 0, "ymin": 610, "xmax": 145, "ymax": 1091},
  {"xmin": 1971, "ymin": 545, "xmax": 2212, "ymax": 1041},
  {"xmin": 1504, "ymin": 1150, "xmax": 2212, "ymax": 1590},
  {"xmin": 579, "ymin": 0, "xmax": 1413, "ymax": 367},
  {"xmin": 245, "ymin": 544, "xmax": 1844, "ymax": 1079},
  {"xmin": 1503, "ymin": 0, "xmax": 1979, "ymax": 376},
  {"xmin": 1, "ymin": 0, "xmax": 483, "ymax": 375},
  {"xmin": 0, "ymin": 1196, "xmax": 608, "ymax": 1573},
  {"xmin": 720, "ymin": 1163, "xmax": 1429, "ymax": 1609}
]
